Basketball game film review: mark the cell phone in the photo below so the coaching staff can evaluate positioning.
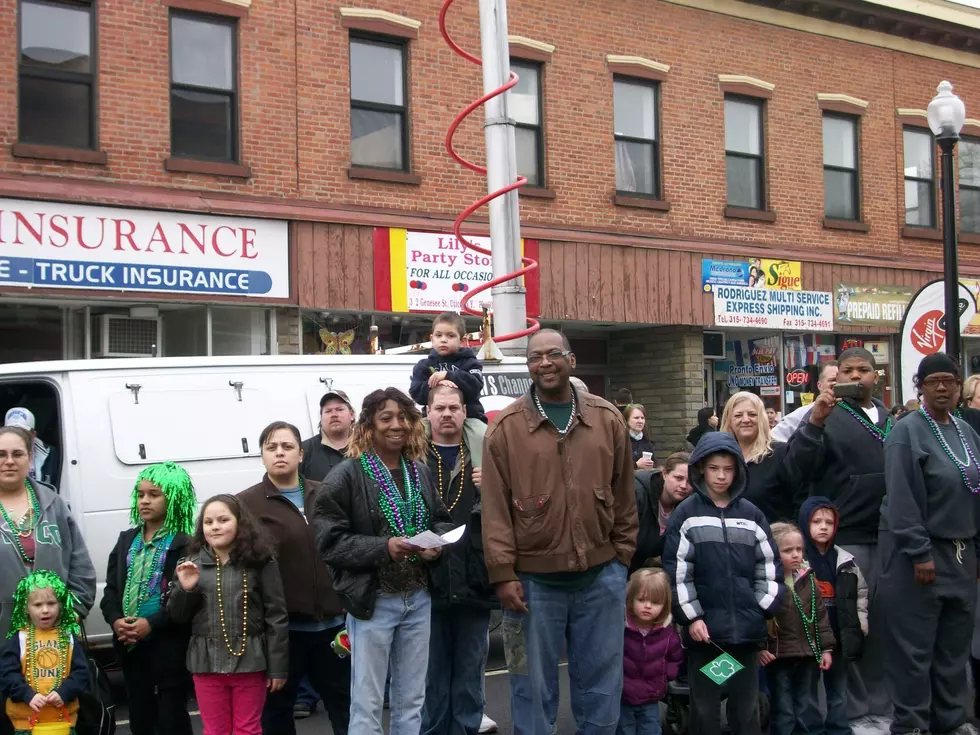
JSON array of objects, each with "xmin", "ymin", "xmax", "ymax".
[{"xmin": 833, "ymin": 383, "xmax": 863, "ymax": 399}]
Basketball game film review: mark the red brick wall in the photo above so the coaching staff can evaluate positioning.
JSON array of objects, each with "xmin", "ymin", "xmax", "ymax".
[{"xmin": 3, "ymin": 0, "xmax": 980, "ymax": 267}]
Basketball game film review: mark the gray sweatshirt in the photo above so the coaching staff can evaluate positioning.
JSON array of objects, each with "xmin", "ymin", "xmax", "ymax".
[
  {"xmin": 0, "ymin": 480, "xmax": 97, "ymax": 636},
  {"xmin": 881, "ymin": 411, "xmax": 980, "ymax": 564}
]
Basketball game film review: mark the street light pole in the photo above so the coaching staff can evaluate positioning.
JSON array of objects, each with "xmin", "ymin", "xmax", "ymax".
[{"xmin": 927, "ymin": 80, "xmax": 967, "ymax": 362}]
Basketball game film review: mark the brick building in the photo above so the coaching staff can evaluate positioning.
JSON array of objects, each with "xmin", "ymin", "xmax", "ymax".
[{"xmin": 5, "ymin": 0, "xmax": 980, "ymax": 450}]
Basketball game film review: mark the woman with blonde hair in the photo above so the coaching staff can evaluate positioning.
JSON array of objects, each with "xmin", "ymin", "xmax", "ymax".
[
  {"xmin": 720, "ymin": 390, "xmax": 833, "ymax": 523},
  {"xmin": 313, "ymin": 388, "xmax": 453, "ymax": 735}
]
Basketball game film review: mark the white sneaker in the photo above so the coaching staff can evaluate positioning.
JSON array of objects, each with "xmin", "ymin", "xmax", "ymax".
[{"xmin": 479, "ymin": 714, "xmax": 498, "ymax": 734}]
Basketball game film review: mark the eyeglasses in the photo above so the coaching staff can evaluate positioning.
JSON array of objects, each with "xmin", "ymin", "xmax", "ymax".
[
  {"xmin": 526, "ymin": 349, "xmax": 572, "ymax": 366},
  {"xmin": 922, "ymin": 376, "xmax": 959, "ymax": 388}
]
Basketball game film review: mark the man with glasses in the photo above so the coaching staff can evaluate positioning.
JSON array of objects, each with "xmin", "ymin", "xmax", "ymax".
[{"xmin": 481, "ymin": 329, "xmax": 638, "ymax": 735}]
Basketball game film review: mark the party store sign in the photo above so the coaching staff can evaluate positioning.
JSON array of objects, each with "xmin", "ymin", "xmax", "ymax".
[{"xmin": 713, "ymin": 285, "xmax": 833, "ymax": 331}]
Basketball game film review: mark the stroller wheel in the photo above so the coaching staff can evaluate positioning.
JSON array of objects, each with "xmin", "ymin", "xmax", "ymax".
[{"xmin": 662, "ymin": 696, "xmax": 689, "ymax": 735}]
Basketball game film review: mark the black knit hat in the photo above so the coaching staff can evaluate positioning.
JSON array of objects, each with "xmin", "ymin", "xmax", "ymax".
[{"xmin": 916, "ymin": 353, "xmax": 961, "ymax": 382}]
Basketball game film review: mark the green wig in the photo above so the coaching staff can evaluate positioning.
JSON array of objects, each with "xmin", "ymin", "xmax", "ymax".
[
  {"xmin": 8, "ymin": 570, "xmax": 80, "ymax": 638},
  {"xmin": 130, "ymin": 462, "xmax": 198, "ymax": 535}
]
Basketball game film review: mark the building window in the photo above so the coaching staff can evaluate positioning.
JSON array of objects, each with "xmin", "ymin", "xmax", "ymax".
[
  {"xmin": 725, "ymin": 96, "xmax": 764, "ymax": 210},
  {"xmin": 18, "ymin": 0, "xmax": 94, "ymax": 149},
  {"xmin": 960, "ymin": 138, "xmax": 980, "ymax": 234},
  {"xmin": 511, "ymin": 60, "xmax": 543, "ymax": 187},
  {"xmin": 823, "ymin": 114, "xmax": 859, "ymax": 220},
  {"xmin": 903, "ymin": 127, "xmax": 935, "ymax": 227},
  {"xmin": 349, "ymin": 37, "xmax": 408, "ymax": 170},
  {"xmin": 170, "ymin": 13, "xmax": 237, "ymax": 162},
  {"xmin": 613, "ymin": 78, "xmax": 659, "ymax": 197}
]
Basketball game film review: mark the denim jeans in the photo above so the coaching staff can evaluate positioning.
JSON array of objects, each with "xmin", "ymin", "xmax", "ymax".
[
  {"xmin": 509, "ymin": 666, "xmax": 559, "ymax": 734},
  {"xmin": 510, "ymin": 561, "xmax": 628, "ymax": 735},
  {"xmin": 421, "ymin": 607, "xmax": 491, "ymax": 735},
  {"xmin": 767, "ymin": 658, "xmax": 821, "ymax": 735},
  {"xmin": 822, "ymin": 653, "xmax": 850, "ymax": 735},
  {"xmin": 616, "ymin": 702, "xmax": 661, "ymax": 735},
  {"xmin": 348, "ymin": 590, "xmax": 432, "ymax": 735},
  {"xmin": 295, "ymin": 676, "xmax": 318, "ymax": 708}
]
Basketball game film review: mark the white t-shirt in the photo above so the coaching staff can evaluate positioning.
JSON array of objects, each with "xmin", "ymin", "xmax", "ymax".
[{"xmin": 862, "ymin": 406, "xmax": 879, "ymax": 424}]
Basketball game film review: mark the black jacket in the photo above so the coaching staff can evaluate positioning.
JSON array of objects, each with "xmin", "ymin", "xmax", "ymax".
[
  {"xmin": 100, "ymin": 528, "xmax": 191, "ymax": 673},
  {"xmin": 313, "ymin": 458, "xmax": 454, "ymax": 620},
  {"xmin": 410, "ymin": 349, "xmax": 487, "ymax": 422},
  {"xmin": 742, "ymin": 424, "xmax": 823, "ymax": 523},
  {"xmin": 804, "ymin": 398, "xmax": 889, "ymax": 546},
  {"xmin": 631, "ymin": 469, "xmax": 665, "ymax": 575},
  {"xmin": 426, "ymin": 449, "xmax": 496, "ymax": 610},
  {"xmin": 630, "ymin": 436, "xmax": 657, "ymax": 466},
  {"xmin": 299, "ymin": 436, "xmax": 347, "ymax": 483}
]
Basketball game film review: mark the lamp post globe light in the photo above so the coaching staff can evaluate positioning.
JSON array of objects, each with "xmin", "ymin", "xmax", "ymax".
[{"xmin": 927, "ymin": 80, "xmax": 967, "ymax": 361}]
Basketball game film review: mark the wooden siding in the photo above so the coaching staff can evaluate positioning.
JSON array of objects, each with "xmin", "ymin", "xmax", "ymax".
[{"xmin": 293, "ymin": 221, "xmax": 376, "ymax": 312}]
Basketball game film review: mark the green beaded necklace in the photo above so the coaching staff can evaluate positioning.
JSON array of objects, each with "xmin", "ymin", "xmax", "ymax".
[
  {"xmin": 791, "ymin": 573, "xmax": 823, "ymax": 665},
  {"xmin": 0, "ymin": 480, "xmax": 42, "ymax": 565},
  {"xmin": 359, "ymin": 452, "xmax": 428, "ymax": 537},
  {"xmin": 836, "ymin": 400, "xmax": 892, "ymax": 443}
]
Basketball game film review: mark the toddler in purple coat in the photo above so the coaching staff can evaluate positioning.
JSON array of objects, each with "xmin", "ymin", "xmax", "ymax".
[{"xmin": 618, "ymin": 568, "xmax": 684, "ymax": 735}]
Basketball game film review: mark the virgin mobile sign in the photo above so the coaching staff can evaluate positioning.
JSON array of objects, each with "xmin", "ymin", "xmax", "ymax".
[{"xmin": 0, "ymin": 198, "xmax": 289, "ymax": 298}]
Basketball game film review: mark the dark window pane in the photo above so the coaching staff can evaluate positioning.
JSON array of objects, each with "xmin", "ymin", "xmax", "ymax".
[
  {"xmin": 824, "ymin": 169, "xmax": 857, "ymax": 220},
  {"xmin": 903, "ymin": 129, "xmax": 933, "ymax": 179},
  {"xmin": 515, "ymin": 126, "xmax": 540, "ymax": 186},
  {"xmin": 959, "ymin": 140, "xmax": 980, "ymax": 187},
  {"xmin": 350, "ymin": 39, "xmax": 404, "ymax": 107},
  {"xmin": 823, "ymin": 116, "xmax": 856, "ymax": 170},
  {"xmin": 171, "ymin": 88, "xmax": 233, "ymax": 161},
  {"xmin": 351, "ymin": 108, "xmax": 403, "ymax": 169},
  {"xmin": 726, "ymin": 155, "xmax": 761, "ymax": 209},
  {"xmin": 511, "ymin": 62, "xmax": 540, "ymax": 126},
  {"xmin": 613, "ymin": 80, "xmax": 656, "ymax": 141},
  {"xmin": 725, "ymin": 98, "xmax": 761, "ymax": 155},
  {"xmin": 962, "ymin": 188, "xmax": 980, "ymax": 233},
  {"xmin": 615, "ymin": 139, "xmax": 656, "ymax": 195},
  {"xmin": 905, "ymin": 179, "xmax": 934, "ymax": 226},
  {"xmin": 20, "ymin": 0, "xmax": 91, "ymax": 73},
  {"xmin": 19, "ymin": 76, "xmax": 90, "ymax": 148},
  {"xmin": 171, "ymin": 15, "xmax": 234, "ymax": 90}
]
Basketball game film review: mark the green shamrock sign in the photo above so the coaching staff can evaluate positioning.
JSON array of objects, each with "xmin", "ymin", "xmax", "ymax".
[{"xmin": 699, "ymin": 652, "xmax": 744, "ymax": 685}]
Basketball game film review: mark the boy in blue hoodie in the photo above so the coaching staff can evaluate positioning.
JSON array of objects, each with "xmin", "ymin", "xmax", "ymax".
[
  {"xmin": 663, "ymin": 432, "xmax": 783, "ymax": 735},
  {"xmin": 799, "ymin": 496, "xmax": 869, "ymax": 735}
]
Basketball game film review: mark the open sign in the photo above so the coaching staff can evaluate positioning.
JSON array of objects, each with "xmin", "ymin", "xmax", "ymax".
[{"xmin": 786, "ymin": 369, "xmax": 809, "ymax": 387}]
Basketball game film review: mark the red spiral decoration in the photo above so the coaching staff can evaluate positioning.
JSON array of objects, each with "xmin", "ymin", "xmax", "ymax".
[{"xmin": 438, "ymin": 0, "xmax": 540, "ymax": 343}]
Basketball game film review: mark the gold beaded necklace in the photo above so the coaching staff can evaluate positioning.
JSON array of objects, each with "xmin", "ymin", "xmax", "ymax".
[
  {"xmin": 431, "ymin": 440, "xmax": 466, "ymax": 512},
  {"xmin": 214, "ymin": 558, "xmax": 248, "ymax": 657}
]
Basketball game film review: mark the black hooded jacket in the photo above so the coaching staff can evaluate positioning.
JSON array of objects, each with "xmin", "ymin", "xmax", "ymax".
[{"xmin": 410, "ymin": 348, "xmax": 487, "ymax": 422}]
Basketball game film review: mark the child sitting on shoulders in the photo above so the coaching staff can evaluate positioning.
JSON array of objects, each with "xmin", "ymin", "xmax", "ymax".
[
  {"xmin": 409, "ymin": 311, "xmax": 487, "ymax": 464},
  {"xmin": 619, "ymin": 568, "xmax": 683, "ymax": 735},
  {"xmin": 761, "ymin": 522, "xmax": 835, "ymax": 735},
  {"xmin": 1, "ymin": 571, "xmax": 89, "ymax": 735}
]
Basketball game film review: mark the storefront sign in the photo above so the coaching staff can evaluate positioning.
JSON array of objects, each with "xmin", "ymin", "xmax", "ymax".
[
  {"xmin": 898, "ymin": 279, "xmax": 977, "ymax": 402},
  {"xmin": 0, "ymin": 198, "xmax": 289, "ymax": 298},
  {"xmin": 835, "ymin": 283, "xmax": 913, "ymax": 327},
  {"xmin": 373, "ymin": 228, "xmax": 540, "ymax": 314},
  {"xmin": 713, "ymin": 286, "xmax": 833, "ymax": 331},
  {"xmin": 785, "ymin": 368, "xmax": 809, "ymax": 387},
  {"xmin": 866, "ymin": 340, "xmax": 890, "ymax": 365},
  {"xmin": 701, "ymin": 258, "xmax": 803, "ymax": 292}
]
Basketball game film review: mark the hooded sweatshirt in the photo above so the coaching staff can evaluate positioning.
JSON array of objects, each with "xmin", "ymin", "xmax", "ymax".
[
  {"xmin": 798, "ymin": 496, "xmax": 868, "ymax": 660},
  {"xmin": 662, "ymin": 432, "xmax": 783, "ymax": 646},
  {"xmin": 409, "ymin": 347, "xmax": 487, "ymax": 422}
]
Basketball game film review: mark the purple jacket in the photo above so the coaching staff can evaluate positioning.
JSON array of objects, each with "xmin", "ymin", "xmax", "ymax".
[{"xmin": 622, "ymin": 616, "xmax": 684, "ymax": 706}]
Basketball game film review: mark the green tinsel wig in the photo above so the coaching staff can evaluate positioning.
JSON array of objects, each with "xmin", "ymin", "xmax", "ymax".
[
  {"xmin": 129, "ymin": 462, "xmax": 198, "ymax": 535},
  {"xmin": 8, "ymin": 570, "xmax": 80, "ymax": 638}
]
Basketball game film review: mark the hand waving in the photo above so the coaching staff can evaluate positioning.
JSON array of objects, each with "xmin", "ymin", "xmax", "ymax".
[{"xmin": 175, "ymin": 560, "xmax": 200, "ymax": 591}]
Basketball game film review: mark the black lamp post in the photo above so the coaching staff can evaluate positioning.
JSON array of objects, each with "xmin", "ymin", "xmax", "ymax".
[{"xmin": 927, "ymin": 80, "xmax": 966, "ymax": 361}]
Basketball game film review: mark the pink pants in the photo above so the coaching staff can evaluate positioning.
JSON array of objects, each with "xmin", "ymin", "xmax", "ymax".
[{"xmin": 192, "ymin": 671, "xmax": 267, "ymax": 735}]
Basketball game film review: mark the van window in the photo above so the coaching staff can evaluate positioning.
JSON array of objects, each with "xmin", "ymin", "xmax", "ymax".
[
  {"xmin": 0, "ymin": 381, "xmax": 63, "ymax": 487},
  {"xmin": 109, "ymin": 387, "xmax": 308, "ymax": 465}
]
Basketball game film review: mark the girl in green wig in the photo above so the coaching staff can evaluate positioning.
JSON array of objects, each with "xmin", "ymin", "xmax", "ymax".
[
  {"xmin": 2, "ymin": 570, "xmax": 89, "ymax": 735},
  {"xmin": 98, "ymin": 462, "xmax": 198, "ymax": 735}
]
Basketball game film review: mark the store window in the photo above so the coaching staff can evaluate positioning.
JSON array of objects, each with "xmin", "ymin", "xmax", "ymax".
[
  {"xmin": 212, "ymin": 306, "xmax": 269, "ymax": 355},
  {"xmin": 716, "ymin": 334, "xmax": 782, "ymax": 414},
  {"xmin": 0, "ymin": 304, "xmax": 64, "ymax": 363},
  {"xmin": 161, "ymin": 307, "xmax": 207, "ymax": 357}
]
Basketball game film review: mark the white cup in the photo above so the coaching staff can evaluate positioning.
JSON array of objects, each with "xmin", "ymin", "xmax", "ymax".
[{"xmin": 642, "ymin": 452, "xmax": 653, "ymax": 461}]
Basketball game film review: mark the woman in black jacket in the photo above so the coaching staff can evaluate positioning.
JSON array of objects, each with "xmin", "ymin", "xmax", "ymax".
[
  {"xmin": 625, "ymin": 404, "xmax": 657, "ymax": 470},
  {"xmin": 313, "ymin": 388, "xmax": 453, "ymax": 735},
  {"xmin": 630, "ymin": 451, "xmax": 691, "ymax": 574},
  {"xmin": 100, "ymin": 462, "xmax": 197, "ymax": 735}
]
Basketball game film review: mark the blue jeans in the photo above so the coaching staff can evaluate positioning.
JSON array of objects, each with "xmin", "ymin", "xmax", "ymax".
[
  {"xmin": 510, "ymin": 561, "xmax": 628, "ymax": 735},
  {"xmin": 616, "ymin": 702, "xmax": 661, "ymax": 735},
  {"xmin": 295, "ymin": 676, "xmax": 319, "ymax": 708},
  {"xmin": 421, "ymin": 607, "xmax": 491, "ymax": 735},
  {"xmin": 822, "ymin": 653, "xmax": 849, "ymax": 735},
  {"xmin": 348, "ymin": 590, "xmax": 431, "ymax": 735},
  {"xmin": 767, "ymin": 658, "xmax": 821, "ymax": 735}
]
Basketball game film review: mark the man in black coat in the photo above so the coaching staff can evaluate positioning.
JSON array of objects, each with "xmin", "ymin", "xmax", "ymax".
[
  {"xmin": 421, "ymin": 383, "xmax": 497, "ymax": 735},
  {"xmin": 300, "ymin": 389, "xmax": 355, "ymax": 482}
]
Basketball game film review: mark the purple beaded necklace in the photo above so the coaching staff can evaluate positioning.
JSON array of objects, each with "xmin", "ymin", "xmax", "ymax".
[{"xmin": 918, "ymin": 406, "xmax": 980, "ymax": 494}]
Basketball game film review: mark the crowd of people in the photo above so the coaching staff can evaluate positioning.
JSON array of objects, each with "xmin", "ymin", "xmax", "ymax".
[{"xmin": 0, "ymin": 313, "xmax": 978, "ymax": 735}]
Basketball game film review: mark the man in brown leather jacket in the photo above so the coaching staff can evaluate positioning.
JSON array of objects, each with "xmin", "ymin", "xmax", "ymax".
[{"xmin": 482, "ymin": 329, "xmax": 638, "ymax": 735}]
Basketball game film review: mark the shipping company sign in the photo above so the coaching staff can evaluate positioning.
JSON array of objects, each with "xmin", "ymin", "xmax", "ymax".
[
  {"xmin": 0, "ymin": 199, "xmax": 289, "ymax": 298},
  {"xmin": 373, "ymin": 228, "xmax": 540, "ymax": 315},
  {"xmin": 701, "ymin": 258, "xmax": 802, "ymax": 292},
  {"xmin": 713, "ymin": 285, "xmax": 833, "ymax": 331}
]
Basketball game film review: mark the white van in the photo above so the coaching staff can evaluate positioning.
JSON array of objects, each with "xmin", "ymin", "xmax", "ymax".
[{"xmin": 0, "ymin": 354, "xmax": 532, "ymax": 648}]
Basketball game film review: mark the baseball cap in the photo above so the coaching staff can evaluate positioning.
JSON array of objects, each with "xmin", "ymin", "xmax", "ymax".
[
  {"xmin": 320, "ymin": 390, "xmax": 353, "ymax": 411},
  {"xmin": 5, "ymin": 407, "xmax": 35, "ymax": 431}
]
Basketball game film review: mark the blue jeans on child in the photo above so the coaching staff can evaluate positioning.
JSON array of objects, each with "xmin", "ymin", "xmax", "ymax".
[
  {"xmin": 822, "ymin": 653, "xmax": 850, "ymax": 735},
  {"xmin": 347, "ymin": 590, "xmax": 431, "ymax": 735},
  {"xmin": 616, "ymin": 703, "xmax": 661, "ymax": 735},
  {"xmin": 767, "ymin": 658, "xmax": 821, "ymax": 735}
]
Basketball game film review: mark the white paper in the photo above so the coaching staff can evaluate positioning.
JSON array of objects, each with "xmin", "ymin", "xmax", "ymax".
[{"xmin": 407, "ymin": 525, "xmax": 466, "ymax": 549}]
